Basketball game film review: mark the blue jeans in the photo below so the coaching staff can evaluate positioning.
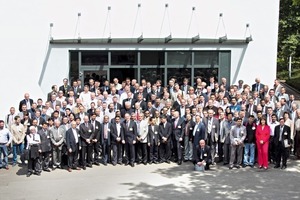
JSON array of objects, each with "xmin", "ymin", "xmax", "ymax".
[
  {"xmin": 244, "ymin": 143, "xmax": 255, "ymax": 165},
  {"xmin": 0, "ymin": 145, "xmax": 9, "ymax": 168},
  {"xmin": 13, "ymin": 143, "xmax": 24, "ymax": 163}
]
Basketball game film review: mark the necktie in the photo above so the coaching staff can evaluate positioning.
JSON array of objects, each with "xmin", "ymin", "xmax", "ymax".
[
  {"xmin": 208, "ymin": 119, "xmax": 212, "ymax": 133},
  {"xmin": 86, "ymin": 123, "xmax": 88, "ymax": 128},
  {"xmin": 279, "ymin": 126, "xmax": 283, "ymax": 141},
  {"xmin": 174, "ymin": 119, "xmax": 177, "ymax": 128}
]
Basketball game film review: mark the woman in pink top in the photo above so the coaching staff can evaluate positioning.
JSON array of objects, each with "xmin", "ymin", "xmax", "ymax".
[{"xmin": 256, "ymin": 117, "xmax": 271, "ymax": 169}]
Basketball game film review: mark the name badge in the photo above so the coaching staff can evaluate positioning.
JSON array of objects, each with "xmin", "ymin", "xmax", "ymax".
[
  {"xmin": 197, "ymin": 129, "xmax": 199, "ymax": 132},
  {"xmin": 77, "ymin": 93, "xmax": 80, "ymax": 95},
  {"xmin": 96, "ymin": 126, "xmax": 98, "ymax": 129},
  {"xmin": 212, "ymin": 125, "xmax": 216, "ymax": 128},
  {"xmin": 27, "ymin": 123, "xmax": 31, "ymax": 126},
  {"xmin": 144, "ymin": 128, "xmax": 146, "ymax": 131},
  {"xmin": 284, "ymin": 132, "xmax": 287, "ymax": 135},
  {"xmin": 190, "ymin": 128, "xmax": 193, "ymax": 130},
  {"xmin": 252, "ymin": 127, "xmax": 256, "ymax": 130},
  {"xmin": 143, "ymin": 98, "xmax": 146, "ymax": 101},
  {"xmin": 178, "ymin": 126, "xmax": 181, "ymax": 129},
  {"xmin": 88, "ymin": 130, "xmax": 92, "ymax": 133},
  {"xmin": 108, "ymin": 129, "xmax": 110, "ymax": 132},
  {"xmin": 59, "ymin": 134, "xmax": 63, "ymax": 138},
  {"xmin": 241, "ymin": 131, "xmax": 244, "ymax": 134},
  {"xmin": 129, "ymin": 128, "xmax": 133, "ymax": 131},
  {"xmin": 154, "ymin": 131, "xmax": 158, "ymax": 134},
  {"xmin": 204, "ymin": 153, "xmax": 207, "ymax": 156},
  {"xmin": 47, "ymin": 136, "xmax": 50, "ymax": 139},
  {"xmin": 77, "ymin": 134, "xmax": 80, "ymax": 137}
]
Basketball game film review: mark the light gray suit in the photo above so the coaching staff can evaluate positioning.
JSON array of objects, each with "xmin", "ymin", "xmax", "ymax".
[
  {"xmin": 229, "ymin": 125, "xmax": 247, "ymax": 166},
  {"xmin": 49, "ymin": 126, "xmax": 65, "ymax": 167}
]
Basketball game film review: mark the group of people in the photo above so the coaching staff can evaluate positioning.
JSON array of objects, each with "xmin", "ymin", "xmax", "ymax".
[{"xmin": 0, "ymin": 75, "xmax": 299, "ymax": 176}]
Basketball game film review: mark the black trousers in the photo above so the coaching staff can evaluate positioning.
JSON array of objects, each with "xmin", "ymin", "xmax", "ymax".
[
  {"xmin": 68, "ymin": 144, "xmax": 79, "ymax": 168},
  {"xmin": 92, "ymin": 142, "xmax": 101, "ymax": 163},
  {"xmin": 223, "ymin": 143, "xmax": 231, "ymax": 164},
  {"xmin": 175, "ymin": 140, "xmax": 183, "ymax": 161},
  {"xmin": 102, "ymin": 139, "xmax": 111, "ymax": 164},
  {"xmin": 276, "ymin": 143, "xmax": 288, "ymax": 166},
  {"xmin": 124, "ymin": 143, "xmax": 135, "ymax": 164},
  {"xmin": 136, "ymin": 142, "xmax": 147, "ymax": 163},
  {"xmin": 160, "ymin": 141, "xmax": 171, "ymax": 161},
  {"xmin": 149, "ymin": 143, "xmax": 158, "ymax": 162},
  {"xmin": 39, "ymin": 151, "xmax": 51, "ymax": 170},
  {"xmin": 81, "ymin": 145, "xmax": 93, "ymax": 166},
  {"xmin": 268, "ymin": 136, "xmax": 276, "ymax": 163},
  {"xmin": 112, "ymin": 142, "xmax": 123, "ymax": 164}
]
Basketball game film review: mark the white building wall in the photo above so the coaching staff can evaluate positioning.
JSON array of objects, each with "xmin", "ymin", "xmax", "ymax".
[{"xmin": 0, "ymin": 0, "xmax": 280, "ymax": 118}]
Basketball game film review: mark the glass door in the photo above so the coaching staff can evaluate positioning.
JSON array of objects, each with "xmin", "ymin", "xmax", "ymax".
[{"xmin": 79, "ymin": 66, "xmax": 108, "ymax": 85}]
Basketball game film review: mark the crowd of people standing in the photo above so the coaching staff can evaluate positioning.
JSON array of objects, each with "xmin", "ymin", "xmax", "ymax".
[{"xmin": 0, "ymin": 75, "xmax": 299, "ymax": 176}]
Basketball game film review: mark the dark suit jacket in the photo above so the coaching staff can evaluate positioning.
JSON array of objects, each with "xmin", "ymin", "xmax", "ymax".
[
  {"xmin": 184, "ymin": 120, "xmax": 196, "ymax": 139},
  {"xmin": 59, "ymin": 85, "xmax": 71, "ymax": 97},
  {"xmin": 193, "ymin": 122, "xmax": 206, "ymax": 146},
  {"xmin": 71, "ymin": 87, "xmax": 82, "ymax": 98},
  {"xmin": 203, "ymin": 117, "xmax": 220, "ymax": 142},
  {"xmin": 171, "ymin": 117, "xmax": 186, "ymax": 141},
  {"xmin": 66, "ymin": 128, "xmax": 81, "ymax": 151},
  {"xmin": 110, "ymin": 122, "xmax": 124, "ymax": 144},
  {"xmin": 120, "ymin": 108, "xmax": 134, "ymax": 118},
  {"xmin": 79, "ymin": 123, "xmax": 95, "ymax": 146},
  {"xmin": 159, "ymin": 122, "xmax": 172, "ymax": 142},
  {"xmin": 113, "ymin": 103, "xmax": 122, "ymax": 111},
  {"xmin": 19, "ymin": 99, "xmax": 33, "ymax": 112},
  {"xmin": 273, "ymin": 125, "xmax": 291, "ymax": 147},
  {"xmin": 100, "ymin": 123, "xmax": 111, "ymax": 145},
  {"xmin": 195, "ymin": 145, "xmax": 212, "ymax": 164},
  {"xmin": 38, "ymin": 129, "xmax": 52, "ymax": 152},
  {"xmin": 122, "ymin": 120, "xmax": 137, "ymax": 144},
  {"xmin": 90, "ymin": 120, "xmax": 101, "ymax": 142},
  {"xmin": 148, "ymin": 125, "xmax": 160, "ymax": 146},
  {"xmin": 251, "ymin": 83, "xmax": 264, "ymax": 92}
]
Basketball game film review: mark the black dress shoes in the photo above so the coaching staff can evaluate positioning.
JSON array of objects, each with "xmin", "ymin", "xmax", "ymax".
[
  {"xmin": 130, "ymin": 163, "xmax": 135, "ymax": 167},
  {"xmin": 281, "ymin": 165, "xmax": 287, "ymax": 169},
  {"xmin": 26, "ymin": 172, "xmax": 32, "ymax": 177},
  {"xmin": 274, "ymin": 165, "xmax": 280, "ymax": 169}
]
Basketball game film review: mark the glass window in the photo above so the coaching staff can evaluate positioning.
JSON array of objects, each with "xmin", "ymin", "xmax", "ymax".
[
  {"xmin": 69, "ymin": 51, "xmax": 79, "ymax": 82},
  {"xmin": 167, "ymin": 51, "xmax": 192, "ymax": 65},
  {"xmin": 194, "ymin": 51, "xmax": 219, "ymax": 66},
  {"xmin": 111, "ymin": 51, "xmax": 138, "ymax": 65},
  {"xmin": 140, "ymin": 68, "xmax": 165, "ymax": 84},
  {"xmin": 167, "ymin": 68, "xmax": 191, "ymax": 85},
  {"xmin": 81, "ymin": 51, "xmax": 108, "ymax": 65},
  {"xmin": 140, "ymin": 51, "xmax": 165, "ymax": 65},
  {"xmin": 194, "ymin": 68, "xmax": 219, "ymax": 84}
]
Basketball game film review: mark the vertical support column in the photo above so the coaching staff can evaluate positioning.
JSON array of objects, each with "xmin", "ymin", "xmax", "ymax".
[
  {"xmin": 164, "ymin": 51, "xmax": 168, "ymax": 86},
  {"xmin": 78, "ymin": 51, "xmax": 83, "ymax": 85},
  {"xmin": 191, "ymin": 52, "xmax": 195, "ymax": 86},
  {"xmin": 137, "ymin": 51, "xmax": 141, "ymax": 82}
]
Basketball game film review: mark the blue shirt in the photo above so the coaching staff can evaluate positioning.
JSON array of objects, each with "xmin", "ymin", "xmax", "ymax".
[{"xmin": 0, "ymin": 128, "xmax": 12, "ymax": 144}]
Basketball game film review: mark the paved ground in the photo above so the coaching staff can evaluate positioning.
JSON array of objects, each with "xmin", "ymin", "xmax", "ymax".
[{"xmin": 0, "ymin": 157, "xmax": 300, "ymax": 200}]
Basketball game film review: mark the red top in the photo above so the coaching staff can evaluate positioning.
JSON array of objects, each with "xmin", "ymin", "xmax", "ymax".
[{"xmin": 256, "ymin": 124, "xmax": 271, "ymax": 143}]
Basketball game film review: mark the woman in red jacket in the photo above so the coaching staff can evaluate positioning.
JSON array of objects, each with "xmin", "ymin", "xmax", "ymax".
[{"xmin": 256, "ymin": 117, "xmax": 271, "ymax": 169}]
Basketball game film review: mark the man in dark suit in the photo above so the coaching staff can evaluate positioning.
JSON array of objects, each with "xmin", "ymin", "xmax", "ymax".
[
  {"xmin": 79, "ymin": 116, "xmax": 95, "ymax": 170},
  {"xmin": 38, "ymin": 122, "xmax": 52, "ymax": 172},
  {"xmin": 112, "ymin": 96, "xmax": 122, "ymax": 112},
  {"xmin": 171, "ymin": 111, "xmax": 185, "ymax": 165},
  {"xmin": 251, "ymin": 77, "xmax": 264, "ymax": 92},
  {"xmin": 274, "ymin": 117, "xmax": 291, "ymax": 169},
  {"xmin": 133, "ymin": 86, "xmax": 147, "ymax": 101},
  {"xmin": 101, "ymin": 115, "xmax": 112, "ymax": 165},
  {"xmin": 181, "ymin": 78, "xmax": 190, "ymax": 95},
  {"xmin": 71, "ymin": 80, "xmax": 82, "ymax": 98},
  {"xmin": 110, "ymin": 116, "xmax": 124, "ymax": 165},
  {"xmin": 194, "ymin": 139, "xmax": 212, "ymax": 171},
  {"xmin": 47, "ymin": 85, "xmax": 58, "ymax": 102},
  {"xmin": 90, "ymin": 113, "xmax": 101, "ymax": 165},
  {"xmin": 148, "ymin": 117, "xmax": 160, "ymax": 164},
  {"xmin": 159, "ymin": 115, "xmax": 172, "ymax": 163},
  {"xmin": 193, "ymin": 115, "xmax": 206, "ymax": 149},
  {"xmin": 203, "ymin": 109, "xmax": 220, "ymax": 164},
  {"xmin": 59, "ymin": 78, "xmax": 71, "ymax": 97},
  {"xmin": 122, "ymin": 113, "xmax": 137, "ymax": 167},
  {"xmin": 19, "ymin": 93, "xmax": 34, "ymax": 112},
  {"xmin": 183, "ymin": 113, "xmax": 196, "ymax": 162},
  {"xmin": 66, "ymin": 121, "xmax": 81, "ymax": 172}
]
